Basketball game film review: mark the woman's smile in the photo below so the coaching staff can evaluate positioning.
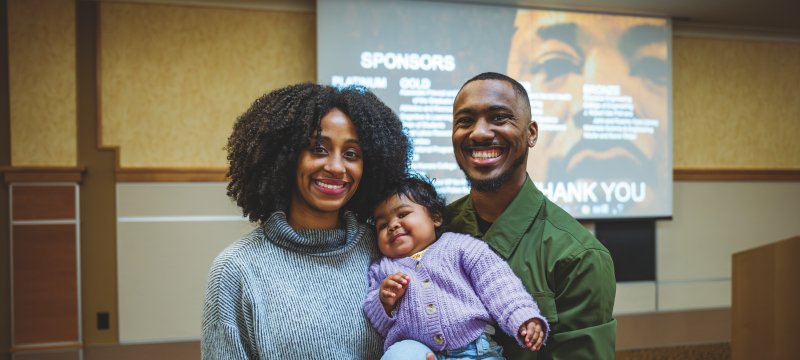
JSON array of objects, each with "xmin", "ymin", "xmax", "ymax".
[{"xmin": 314, "ymin": 179, "xmax": 350, "ymax": 195}]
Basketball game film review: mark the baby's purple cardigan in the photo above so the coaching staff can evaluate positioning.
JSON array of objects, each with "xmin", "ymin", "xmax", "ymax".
[{"xmin": 363, "ymin": 232, "xmax": 549, "ymax": 351}]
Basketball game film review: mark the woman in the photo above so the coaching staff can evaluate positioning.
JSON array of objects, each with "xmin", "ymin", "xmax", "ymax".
[{"xmin": 202, "ymin": 83, "xmax": 410, "ymax": 359}]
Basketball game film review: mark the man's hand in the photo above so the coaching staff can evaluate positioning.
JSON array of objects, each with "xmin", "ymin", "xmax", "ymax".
[
  {"xmin": 380, "ymin": 272, "xmax": 410, "ymax": 315},
  {"xmin": 519, "ymin": 318, "xmax": 545, "ymax": 351}
]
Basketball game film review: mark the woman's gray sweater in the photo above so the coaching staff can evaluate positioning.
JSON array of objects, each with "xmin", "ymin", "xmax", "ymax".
[{"xmin": 201, "ymin": 211, "xmax": 383, "ymax": 359}]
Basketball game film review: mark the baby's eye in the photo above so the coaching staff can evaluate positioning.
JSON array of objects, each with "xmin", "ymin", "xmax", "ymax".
[
  {"xmin": 398, "ymin": 211, "xmax": 410, "ymax": 219},
  {"xmin": 376, "ymin": 222, "xmax": 387, "ymax": 230}
]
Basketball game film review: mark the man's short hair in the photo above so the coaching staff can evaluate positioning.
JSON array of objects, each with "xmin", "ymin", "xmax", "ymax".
[{"xmin": 457, "ymin": 72, "xmax": 531, "ymax": 118}]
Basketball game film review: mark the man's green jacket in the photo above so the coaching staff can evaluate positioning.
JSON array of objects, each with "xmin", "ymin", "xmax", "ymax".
[{"xmin": 447, "ymin": 176, "xmax": 617, "ymax": 359}]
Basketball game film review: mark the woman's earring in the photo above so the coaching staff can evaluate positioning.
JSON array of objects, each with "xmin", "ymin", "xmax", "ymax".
[{"xmin": 528, "ymin": 139, "xmax": 536, "ymax": 147}]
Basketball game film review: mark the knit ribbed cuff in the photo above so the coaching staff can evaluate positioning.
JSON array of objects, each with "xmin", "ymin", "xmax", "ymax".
[{"xmin": 363, "ymin": 293, "xmax": 396, "ymax": 338}]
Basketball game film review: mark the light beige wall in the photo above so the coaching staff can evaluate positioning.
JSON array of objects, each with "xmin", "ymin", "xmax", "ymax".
[
  {"xmin": 618, "ymin": 181, "xmax": 800, "ymax": 316},
  {"xmin": 655, "ymin": 181, "xmax": 800, "ymax": 311},
  {"xmin": 673, "ymin": 37, "xmax": 800, "ymax": 169},
  {"xmin": 99, "ymin": 2, "xmax": 315, "ymax": 168},
  {"xmin": 116, "ymin": 183, "xmax": 255, "ymax": 343},
  {"xmin": 8, "ymin": 0, "xmax": 77, "ymax": 166},
  {"xmin": 614, "ymin": 282, "xmax": 656, "ymax": 314}
]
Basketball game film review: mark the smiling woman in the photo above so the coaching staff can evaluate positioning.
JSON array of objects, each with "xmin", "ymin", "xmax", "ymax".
[
  {"xmin": 290, "ymin": 108, "xmax": 364, "ymax": 229},
  {"xmin": 201, "ymin": 83, "xmax": 410, "ymax": 359}
]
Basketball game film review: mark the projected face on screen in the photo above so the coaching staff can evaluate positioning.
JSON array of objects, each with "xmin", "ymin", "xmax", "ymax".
[
  {"xmin": 318, "ymin": 0, "xmax": 672, "ymax": 218},
  {"xmin": 507, "ymin": 10, "xmax": 669, "ymax": 216}
]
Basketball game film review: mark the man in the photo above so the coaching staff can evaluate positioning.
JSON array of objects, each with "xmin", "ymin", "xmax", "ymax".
[
  {"xmin": 507, "ymin": 10, "xmax": 670, "ymax": 217},
  {"xmin": 447, "ymin": 72, "xmax": 616, "ymax": 359}
]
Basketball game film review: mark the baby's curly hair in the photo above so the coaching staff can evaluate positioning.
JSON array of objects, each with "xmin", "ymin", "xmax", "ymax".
[
  {"xmin": 226, "ymin": 83, "xmax": 411, "ymax": 224},
  {"xmin": 376, "ymin": 173, "xmax": 448, "ymax": 238}
]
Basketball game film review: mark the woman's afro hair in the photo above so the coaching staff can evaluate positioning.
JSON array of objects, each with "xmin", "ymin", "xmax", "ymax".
[{"xmin": 226, "ymin": 83, "xmax": 411, "ymax": 224}]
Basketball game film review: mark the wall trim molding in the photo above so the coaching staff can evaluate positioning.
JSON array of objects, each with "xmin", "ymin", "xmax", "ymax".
[
  {"xmin": 673, "ymin": 169, "xmax": 800, "ymax": 181},
  {"xmin": 10, "ymin": 341, "xmax": 82, "ymax": 353},
  {"xmin": 115, "ymin": 167, "xmax": 227, "ymax": 182},
  {"xmin": 1, "ymin": 166, "xmax": 86, "ymax": 183}
]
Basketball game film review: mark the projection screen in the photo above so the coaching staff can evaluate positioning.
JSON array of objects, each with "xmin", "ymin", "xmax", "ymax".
[{"xmin": 318, "ymin": 0, "xmax": 672, "ymax": 219}]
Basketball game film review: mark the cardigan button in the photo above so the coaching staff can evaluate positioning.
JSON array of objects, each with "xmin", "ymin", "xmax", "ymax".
[
  {"xmin": 433, "ymin": 334, "xmax": 444, "ymax": 345},
  {"xmin": 426, "ymin": 304, "xmax": 436, "ymax": 315},
  {"xmin": 422, "ymin": 280, "xmax": 431, "ymax": 288}
]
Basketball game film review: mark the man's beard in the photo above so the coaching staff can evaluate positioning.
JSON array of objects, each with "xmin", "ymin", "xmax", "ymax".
[{"xmin": 460, "ymin": 151, "xmax": 527, "ymax": 192}]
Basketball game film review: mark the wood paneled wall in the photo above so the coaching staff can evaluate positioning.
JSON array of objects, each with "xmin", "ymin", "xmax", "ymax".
[{"xmin": 10, "ymin": 184, "xmax": 80, "ymax": 351}]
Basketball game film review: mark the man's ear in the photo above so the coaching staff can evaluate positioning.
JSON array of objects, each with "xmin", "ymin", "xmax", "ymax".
[{"xmin": 528, "ymin": 120, "xmax": 538, "ymax": 146}]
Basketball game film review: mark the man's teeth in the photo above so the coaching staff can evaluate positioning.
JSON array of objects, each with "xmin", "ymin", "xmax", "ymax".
[
  {"xmin": 316, "ymin": 181, "xmax": 344, "ymax": 189},
  {"xmin": 472, "ymin": 149, "xmax": 500, "ymax": 159}
]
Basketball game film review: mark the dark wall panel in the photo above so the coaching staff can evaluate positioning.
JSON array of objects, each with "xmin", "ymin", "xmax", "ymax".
[
  {"xmin": 11, "ymin": 186, "xmax": 75, "ymax": 221},
  {"xmin": 12, "ymin": 224, "xmax": 79, "ymax": 345},
  {"xmin": 596, "ymin": 220, "xmax": 656, "ymax": 282}
]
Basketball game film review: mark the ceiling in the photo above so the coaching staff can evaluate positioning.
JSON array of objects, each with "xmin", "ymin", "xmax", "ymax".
[
  {"xmin": 435, "ymin": 0, "xmax": 800, "ymax": 35},
  {"xmin": 101, "ymin": 0, "xmax": 800, "ymax": 40}
]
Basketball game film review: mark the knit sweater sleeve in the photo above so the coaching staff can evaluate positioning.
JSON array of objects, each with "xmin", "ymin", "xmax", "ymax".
[
  {"xmin": 201, "ymin": 251, "xmax": 254, "ymax": 360},
  {"xmin": 362, "ymin": 259, "xmax": 396, "ymax": 337},
  {"xmin": 458, "ymin": 234, "xmax": 550, "ymax": 347},
  {"xmin": 201, "ymin": 322, "xmax": 250, "ymax": 360}
]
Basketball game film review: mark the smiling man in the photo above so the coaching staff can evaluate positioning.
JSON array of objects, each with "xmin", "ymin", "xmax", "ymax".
[{"xmin": 447, "ymin": 72, "xmax": 617, "ymax": 359}]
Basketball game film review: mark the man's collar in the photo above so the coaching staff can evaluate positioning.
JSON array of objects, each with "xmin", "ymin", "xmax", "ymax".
[
  {"xmin": 482, "ymin": 175, "xmax": 544, "ymax": 258},
  {"xmin": 448, "ymin": 175, "xmax": 545, "ymax": 259}
]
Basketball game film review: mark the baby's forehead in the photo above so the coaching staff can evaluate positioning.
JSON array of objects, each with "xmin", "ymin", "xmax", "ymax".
[{"xmin": 374, "ymin": 194, "xmax": 417, "ymax": 216}]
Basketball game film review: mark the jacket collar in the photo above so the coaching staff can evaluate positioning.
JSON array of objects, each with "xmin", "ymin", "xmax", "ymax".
[{"xmin": 450, "ymin": 175, "xmax": 544, "ymax": 259}]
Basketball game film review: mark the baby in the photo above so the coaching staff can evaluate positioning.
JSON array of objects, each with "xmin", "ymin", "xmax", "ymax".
[{"xmin": 364, "ymin": 175, "xmax": 548, "ymax": 359}]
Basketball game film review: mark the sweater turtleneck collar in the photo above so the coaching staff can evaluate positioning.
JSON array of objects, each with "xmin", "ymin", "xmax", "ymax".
[{"xmin": 261, "ymin": 211, "xmax": 367, "ymax": 256}]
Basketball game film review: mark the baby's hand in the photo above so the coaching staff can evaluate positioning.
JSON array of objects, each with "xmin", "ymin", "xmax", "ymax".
[
  {"xmin": 518, "ymin": 318, "xmax": 545, "ymax": 351},
  {"xmin": 380, "ymin": 272, "xmax": 410, "ymax": 315}
]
